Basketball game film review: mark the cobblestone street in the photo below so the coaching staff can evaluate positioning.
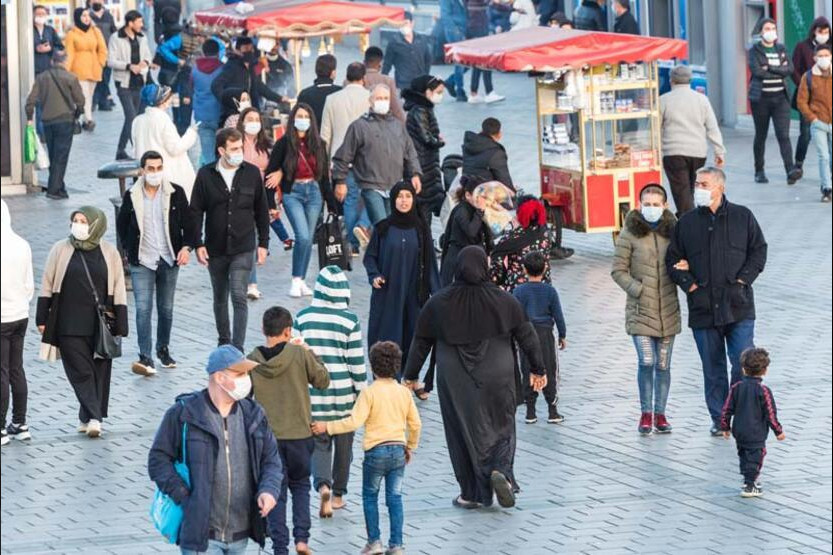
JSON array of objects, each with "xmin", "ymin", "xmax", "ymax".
[{"xmin": 1, "ymin": 51, "xmax": 831, "ymax": 554}]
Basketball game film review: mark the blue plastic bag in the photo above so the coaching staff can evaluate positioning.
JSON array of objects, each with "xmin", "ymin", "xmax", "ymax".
[{"xmin": 149, "ymin": 419, "xmax": 190, "ymax": 543}]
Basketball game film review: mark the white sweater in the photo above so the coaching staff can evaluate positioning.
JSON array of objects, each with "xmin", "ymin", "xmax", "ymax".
[
  {"xmin": 131, "ymin": 107, "xmax": 198, "ymax": 199},
  {"xmin": 1, "ymin": 201, "xmax": 34, "ymax": 323},
  {"xmin": 320, "ymin": 83, "xmax": 371, "ymax": 156},
  {"xmin": 660, "ymin": 84, "xmax": 726, "ymax": 158}
]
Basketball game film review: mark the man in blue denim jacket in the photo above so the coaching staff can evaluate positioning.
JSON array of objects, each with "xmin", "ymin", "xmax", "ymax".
[{"xmin": 148, "ymin": 345, "xmax": 283, "ymax": 555}]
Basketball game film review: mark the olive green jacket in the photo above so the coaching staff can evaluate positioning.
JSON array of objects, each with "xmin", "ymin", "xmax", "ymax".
[{"xmin": 611, "ymin": 210, "xmax": 682, "ymax": 338}]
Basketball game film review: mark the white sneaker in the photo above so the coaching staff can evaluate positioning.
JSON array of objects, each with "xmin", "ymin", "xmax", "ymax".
[
  {"xmin": 86, "ymin": 419, "xmax": 102, "ymax": 438},
  {"xmin": 289, "ymin": 278, "xmax": 303, "ymax": 298},
  {"xmin": 247, "ymin": 284, "xmax": 263, "ymax": 300},
  {"xmin": 484, "ymin": 92, "xmax": 506, "ymax": 104},
  {"xmin": 300, "ymin": 281, "xmax": 314, "ymax": 296},
  {"xmin": 1, "ymin": 430, "xmax": 8, "ymax": 446},
  {"xmin": 77, "ymin": 421, "xmax": 88, "ymax": 433},
  {"xmin": 467, "ymin": 93, "xmax": 485, "ymax": 104}
]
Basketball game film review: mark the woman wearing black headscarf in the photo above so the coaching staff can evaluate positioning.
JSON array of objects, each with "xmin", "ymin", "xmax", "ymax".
[
  {"xmin": 404, "ymin": 246, "xmax": 546, "ymax": 508},
  {"xmin": 365, "ymin": 182, "xmax": 439, "ymax": 394},
  {"xmin": 439, "ymin": 175, "xmax": 493, "ymax": 286}
]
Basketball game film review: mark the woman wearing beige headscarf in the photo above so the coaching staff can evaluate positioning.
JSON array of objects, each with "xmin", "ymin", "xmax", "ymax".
[{"xmin": 36, "ymin": 206, "xmax": 127, "ymax": 438}]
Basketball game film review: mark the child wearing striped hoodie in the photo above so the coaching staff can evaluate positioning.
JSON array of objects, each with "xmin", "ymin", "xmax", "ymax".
[{"xmin": 295, "ymin": 265, "xmax": 367, "ymax": 518}]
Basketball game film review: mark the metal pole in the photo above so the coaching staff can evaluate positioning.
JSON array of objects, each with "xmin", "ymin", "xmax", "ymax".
[{"xmin": 717, "ymin": 0, "xmax": 737, "ymax": 128}]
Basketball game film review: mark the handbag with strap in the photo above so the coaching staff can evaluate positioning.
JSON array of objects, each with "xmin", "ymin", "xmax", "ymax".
[
  {"xmin": 78, "ymin": 253, "xmax": 122, "ymax": 360},
  {"xmin": 47, "ymin": 69, "xmax": 82, "ymax": 134},
  {"xmin": 150, "ymin": 410, "xmax": 190, "ymax": 544},
  {"xmin": 315, "ymin": 212, "xmax": 351, "ymax": 272}
]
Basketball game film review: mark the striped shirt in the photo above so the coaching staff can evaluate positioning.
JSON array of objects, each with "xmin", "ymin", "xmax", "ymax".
[
  {"xmin": 762, "ymin": 46, "xmax": 785, "ymax": 94},
  {"xmin": 295, "ymin": 265, "xmax": 367, "ymax": 421}
]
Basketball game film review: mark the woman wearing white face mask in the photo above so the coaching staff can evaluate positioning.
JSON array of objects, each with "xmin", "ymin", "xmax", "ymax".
[
  {"xmin": 403, "ymin": 75, "xmax": 447, "ymax": 228},
  {"xmin": 264, "ymin": 103, "xmax": 334, "ymax": 298},
  {"xmin": 791, "ymin": 17, "xmax": 831, "ymax": 175},
  {"xmin": 222, "ymin": 89, "xmax": 252, "ymax": 129},
  {"xmin": 611, "ymin": 185, "xmax": 681, "ymax": 436},
  {"xmin": 36, "ymin": 206, "xmax": 128, "ymax": 438},
  {"xmin": 131, "ymin": 83, "xmax": 198, "ymax": 199}
]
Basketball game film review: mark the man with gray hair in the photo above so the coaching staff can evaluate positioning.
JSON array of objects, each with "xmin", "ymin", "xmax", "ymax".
[
  {"xmin": 660, "ymin": 65, "xmax": 726, "ymax": 215},
  {"xmin": 332, "ymin": 84, "xmax": 422, "ymax": 232},
  {"xmin": 25, "ymin": 49, "xmax": 84, "ymax": 200},
  {"xmin": 665, "ymin": 167, "xmax": 767, "ymax": 436}
]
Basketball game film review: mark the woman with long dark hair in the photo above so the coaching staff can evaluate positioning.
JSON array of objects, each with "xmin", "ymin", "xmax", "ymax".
[
  {"xmin": 265, "ymin": 102, "xmax": 332, "ymax": 297},
  {"xmin": 364, "ymin": 181, "xmax": 439, "ymax": 395}
]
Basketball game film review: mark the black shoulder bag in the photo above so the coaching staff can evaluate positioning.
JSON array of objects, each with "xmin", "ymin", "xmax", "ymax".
[{"xmin": 79, "ymin": 253, "xmax": 122, "ymax": 359}]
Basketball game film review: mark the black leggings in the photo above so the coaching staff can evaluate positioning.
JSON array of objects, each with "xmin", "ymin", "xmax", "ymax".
[
  {"xmin": 751, "ymin": 94, "xmax": 794, "ymax": 173},
  {"xmin": 1, "ymin": 319, "xmax": 29, "ymax": 427}
]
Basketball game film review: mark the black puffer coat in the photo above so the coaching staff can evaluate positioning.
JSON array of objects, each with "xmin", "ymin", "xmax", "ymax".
[{"xmin": 404, "ymin": 89, "xmax": 445, "ymax": 216}]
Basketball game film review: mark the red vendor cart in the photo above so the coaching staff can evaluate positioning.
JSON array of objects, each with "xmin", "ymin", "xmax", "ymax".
[{"xmin": 446, "ymin": 27, "xmax": 687, "ymax": 234}]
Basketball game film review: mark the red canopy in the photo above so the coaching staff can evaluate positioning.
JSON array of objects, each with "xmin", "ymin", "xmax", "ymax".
[
  {"xmin": 194, "ymin": 0, "xmax": 405, "ymax": 36},
  {"xmin": 445, "ymin": 26, "xmax": 688, "ymax": 71}
]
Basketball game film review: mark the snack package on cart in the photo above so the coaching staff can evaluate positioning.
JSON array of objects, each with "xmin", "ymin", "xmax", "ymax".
[{"xmin": 473, "ymin": 181, "xmax": 516, "ymax": 239}]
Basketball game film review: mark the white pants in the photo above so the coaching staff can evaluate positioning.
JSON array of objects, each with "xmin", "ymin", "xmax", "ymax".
[{"xmin": 79, "ymin": 80, "xmax": 97, "ymax": 123}]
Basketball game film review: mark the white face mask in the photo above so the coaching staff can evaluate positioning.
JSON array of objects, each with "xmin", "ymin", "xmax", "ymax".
[
  {"xmin": 220, "ymin": 374, "xmax": 252, "ymax": 401},
  {"xmin": 400, "ymin": 25, "xmax": 413, "ymax": 36},
  {"xmin": 372, "ymin": 100, "xmax": 390, "ymax": 115},
  {"xmin": 293, "ymin": 118, "xmax": 310, "ymax": 132},
  {"xmin": 244, "ymin": 121, "xmax": 262, "ymax": 135},
  {"xmin": 71, "ymin": 222, "xmax": 90, "ymax": 240},
  {"xmin": 430, "ymin": 92, "xmax": 443, "ymax": 105},
  {"xmin": 693, "ymin": 188, "xmax": 713, "ymax": 208},
  {"xmin": 34, "ymin": 16, "xmax": 48, "ymax": 25},
  {"xmin": 817, "ymin": 56, "xmax": 832, "ymax": 70},
  {"xmin": 237, "ymin": 100, "xmax": 251, "ymax": 112},
  {"xmin": 144, "ymin": 171, "xmax": 163, "ymax": 187},
  {"xmin": 641, "ymin": 205, "xmax": 663, "ymax": 223},
  {"xmin": 816, "ymin": 33, "xmax": 830, "ymax": 45},
  {"xmin": 225, "ymin": 152, "xmax": 244, "ymax": 167},
  {"xmin": 762, "ymin": 30, "xmax": 778, "ymax": 44}
]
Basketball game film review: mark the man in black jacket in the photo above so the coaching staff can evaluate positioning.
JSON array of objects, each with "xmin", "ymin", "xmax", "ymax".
[
  {"xmin": 665, "ymin": 167, "xmax": 768, "ymax": 435},
  {"xmin": 462, "ymin": 117, "xmax": 514, "ymax": 190},
  {"xmin": 573, "ymin": 0, "xmax": 606, "ymax": 31},
  {"xmin": 190, "ymin": 128, "xmax": 270, "ymax": 351},
  {"xmin": 297, "ymin": 54, "xmax": 342, "ymax": 128},
  {"xmin": 383, "ymin": 14, "xmax": 432, "ymax": 92},
  {"xmin": 211, "ymin": 37, "xmax": 287, "ymax": 115},
  {"xmin": 89, "ymin": 0, "xmax": 117, "ymax": 111},
  {"xmin": 116, "ymin": 150, "xmax": 194, "ymax": 376},
  {"xmin": 612, "ymin": 0, "xmax": 639, "ymax": 34},
  {"xmin": 748, "ymin": 18, "xmax": 802, "ymax": 185}
]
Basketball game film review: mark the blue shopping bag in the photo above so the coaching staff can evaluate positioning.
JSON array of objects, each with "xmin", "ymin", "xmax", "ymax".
[{"xmin": 149, "ymin": 419, "xmax": 190, "ymax": 543}]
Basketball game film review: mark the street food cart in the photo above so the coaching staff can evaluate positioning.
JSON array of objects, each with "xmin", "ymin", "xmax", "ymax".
[
  {"xmin": 194, "ymin": 0, "xmax": 406, "ymax": 97},
  {"xmin": 445, "ymin": 27, "xmax": 688, "ymax": 234}
]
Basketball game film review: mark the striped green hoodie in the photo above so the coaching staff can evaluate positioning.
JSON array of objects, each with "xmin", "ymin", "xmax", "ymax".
[{"xmin": 295, "ymin": 265, "xmax": 367, "ymax": 421}]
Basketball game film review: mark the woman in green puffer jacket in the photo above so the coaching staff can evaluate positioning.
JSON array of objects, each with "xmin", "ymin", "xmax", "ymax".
[{"xmin": 611, "ymin": 184, "xmax": 682, "ymax": 436}]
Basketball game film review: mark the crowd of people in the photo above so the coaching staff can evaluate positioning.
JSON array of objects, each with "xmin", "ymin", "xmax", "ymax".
[{"xmin": 6, "ymin": 1, "xmax": 831, "ymax": 553}]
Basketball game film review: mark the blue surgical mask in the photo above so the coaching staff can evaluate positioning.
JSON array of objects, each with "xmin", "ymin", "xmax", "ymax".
[
  {"xmin": 294, "ymin": 118, "xmax": 311, "ymax": 132},
  {"xmin": 693, "ymin": 188, "xmax": 712, "ymax": 208},
  {"xmin": 225, "ymin": 152, "xmax": 244, "ymax": 167},
  {"xmin": 641, "ymin": 205, "xmax": 663, "ymax": 223}
]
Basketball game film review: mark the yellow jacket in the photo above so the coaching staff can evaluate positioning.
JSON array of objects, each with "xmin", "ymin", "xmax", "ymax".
[
  {"xmin": 65, "ymin": 26, "xmax": 107, "ymax": 82},
  {"xmin": 327, "ymin": 378, "xmax": 421, "ymax": 451}
]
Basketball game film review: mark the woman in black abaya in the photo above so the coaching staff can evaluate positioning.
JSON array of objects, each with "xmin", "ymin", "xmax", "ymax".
[{"xmin": 403, "ymin": 246, "xmax": 546, "ymax": 508}]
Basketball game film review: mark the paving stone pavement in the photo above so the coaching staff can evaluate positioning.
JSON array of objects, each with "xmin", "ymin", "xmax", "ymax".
[{"xmin": 1, "ymin": 45, "xmax": 831, "ymax": 554}]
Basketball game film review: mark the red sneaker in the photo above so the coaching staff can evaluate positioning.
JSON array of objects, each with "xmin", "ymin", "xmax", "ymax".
[
  {"xmin": 654, "ymin": 414, "xmax": 673, "ymax": 434},
  {"xmin": 638, "ymin": 412, "xmax": 653, "ymax": 435}
]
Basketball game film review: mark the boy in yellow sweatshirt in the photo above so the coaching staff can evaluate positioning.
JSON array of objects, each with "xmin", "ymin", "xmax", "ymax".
[{"xmin": 311, "ymin": 341, "xmax": 421, "ymax": 555}]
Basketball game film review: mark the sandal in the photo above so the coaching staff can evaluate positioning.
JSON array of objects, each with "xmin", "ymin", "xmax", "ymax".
[
  {"xmin": 452, "ymin": 495, "xmax": 481, "ymax": 510},
  {"xmin": 414, "ymin": 386, "xmax": 430, "ymax": 401},
  {"xmin": 490, "ymin": 471, "xmax": 515, "ymax": 508}
]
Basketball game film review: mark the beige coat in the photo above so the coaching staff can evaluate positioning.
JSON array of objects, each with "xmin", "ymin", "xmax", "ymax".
[
  {"xmin": 320, "ymin": 83, "xmax": 371, "ymax": 156},
  {"xmin": 611, "ymin": 210, "xmax": 681, "ymax": 338}
]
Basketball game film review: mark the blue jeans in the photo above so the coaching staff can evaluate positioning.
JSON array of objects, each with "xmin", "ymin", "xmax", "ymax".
[
  {"xmin": 130, "ymin": 262, "xmax": 179, "ymax": 360},
  {"xmin": 632, "ymin": 335, "xmax": 674, "ymax": 414},
  {"xmin": 271, "ymin": 218, "xmax": 291, "ymax": 242},
  {"xmin": 283, "ymin": 181, "xmax": 323, "ymax": 279},
  {"xmin": 268, "ymin": 437, "xmax": 314, "ymax": 554},
  {"xmin": 361, "ymin": 189, "xmax": 391, "ymax": 226},
  {"xmin": 471, "ymin": 67, "xmax": 493, "ymax": 95},
  {"xmin": 810, "ymin": 120, "xmax": 832, "ymax": 193},
  {"xmin": 198, "ymin": 122, "xmax": 219, "ymax": 167},
  {"xmin": 344, "ymin": 171, "xmax": 371, "ymax": 248},
  {"xmin": 692, "ymin": 319, "xmax": 755, "ymax": 424},
  {"xmin": 362, "ymin": 444, "xmax": 406, "ymax": 548},
  {"xmin": 180, "ymin": 539, "xmax": 248, "ymax": 555},
  {"xmin": 443, "ymin": 22, "xmax": 468, "ymax": 97},
  {"xmin": 207, "ymin": 251, "xmax": 253, "ymax": 350}
]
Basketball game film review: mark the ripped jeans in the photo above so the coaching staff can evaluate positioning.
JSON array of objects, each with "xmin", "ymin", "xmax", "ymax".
[{"xmin": 632, "ymin": 335, "xmax": 674, "ymax": 415}]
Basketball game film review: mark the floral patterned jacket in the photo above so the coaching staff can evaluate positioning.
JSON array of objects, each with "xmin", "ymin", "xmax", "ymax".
[{"xmin": 489, "ymin": 225, "xmax": 552, "ymax": 292}]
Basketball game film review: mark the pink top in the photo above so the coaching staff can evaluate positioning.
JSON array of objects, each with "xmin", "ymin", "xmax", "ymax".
[{"xmin": 243, "ymin": 136, "xmax": 270, "ymax": 177}]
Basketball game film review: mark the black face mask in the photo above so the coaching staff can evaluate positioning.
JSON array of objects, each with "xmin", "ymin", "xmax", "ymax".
[
  {"xmin": 91, "ymin": 3, "xmax": 103, "ymax": 11},
  {"xmin": 243, "ymin": 51, "xmax": 258, "ymax": 64}
]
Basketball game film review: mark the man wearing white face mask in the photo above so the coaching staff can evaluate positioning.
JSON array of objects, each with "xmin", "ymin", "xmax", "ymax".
[
  {"xmin": 117, "ymin": 151, "xmax": 195, "ymax": 376},
  {"xmin": 382, "ymin": 13, "xmax": 432, "ymax": 93},
  {"xmin": 148, "ymin": 344, "xmax": 283, "ymax": 555},
  {"xmin": 796, "ymin": 43, "xmax": 833, "ymax": 202},
  {"xmin": 332, "ymin": 84, "xmax": 422, "ymax": 227},
  {"xmin": 665, "ymin": 167, "xmax": 768, "ymax": 437},
  {"xmin": 747, "ymin": 18, "xmax": 802, "ymax": 185}
]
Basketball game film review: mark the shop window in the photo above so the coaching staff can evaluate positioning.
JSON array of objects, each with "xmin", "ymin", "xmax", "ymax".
[
  {"xmin": 648, "ymin": 0, "xmax": 673, "ymax": 38},
  {"xmin": 687, "ymin": 0, "xmax": 706, "ymax": 66}
]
